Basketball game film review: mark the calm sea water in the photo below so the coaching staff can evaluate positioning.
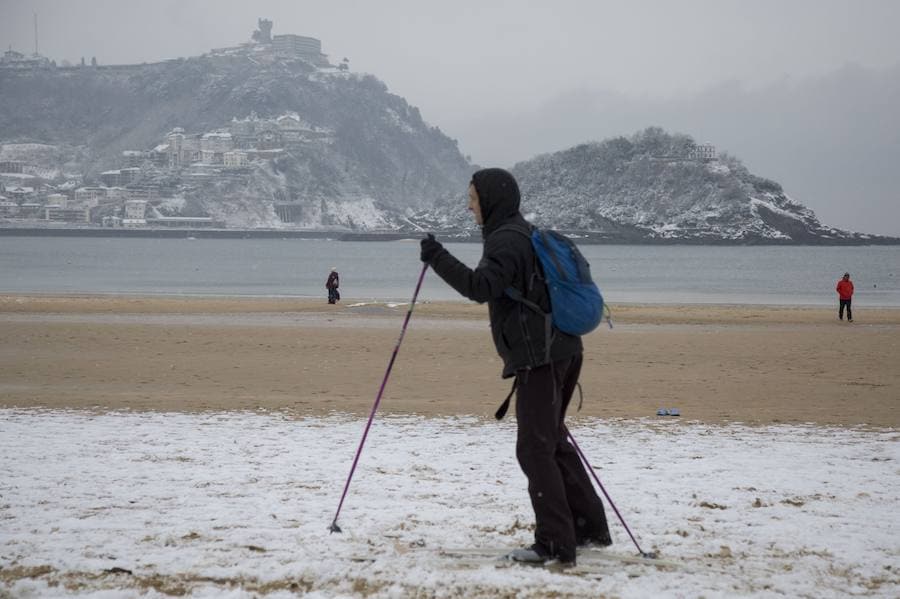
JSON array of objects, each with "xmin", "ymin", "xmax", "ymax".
[{"xmin": 1, "ymin": 236, "xmax": 898, "ymax": 306}]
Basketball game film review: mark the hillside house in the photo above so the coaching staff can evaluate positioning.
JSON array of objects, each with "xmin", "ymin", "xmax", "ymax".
[
  {"xmin": 122, "ymin": 150, "xmax": 152, "ymax": 167},
  {"xmin": 0, "ymin": 199, "xmax": 17, "ymax": 216},
  {"xmin": 17, "ymin": 202, "xmax": 43, "ymax": 217},
  {"xmin": 151, "ymin": 144, "xmax": 170, "ymax": 166},
  {"xmin": 0, "ymin": 160, "xmax": 25, "ymax": 173},
  {"xmin": 45, "ymin": 193, "xmax": 68, "ymax": 208},
  {"xmin": 103, "ymin": 187, "xmax": 128, "ymax": 201},
  {"xmin": 166, "ymin": 128, "xmax": 202, "ymax": 167},
  {"xmin": 102, "ymin": 168, "xmax": 142, "ymax": 186},
  {"xmin": 223, "ymin": 150, "xmax": 248, "ymax": 167},
  {"xmin": 200, "ymin": 132, "xmax": 234, "ymax": 164},
  {"xmin": 272, "ymin": 34, "xmax": 330, "ymax": 66},
  {"xmin": 100, "ymin": 170, "xmax": 122, "ymax": 187},
  {"xmin": 123, "ymin": 199, "xmax": 147, "ymax": 226},
  {"xmin": 45, "ymin": 205, "xmax": 90, "ymax": 223},
  {"xmin": 689, "ymin": 143, "xmax": 717, "ymax": 162},
  {"xmin": 1, "ymin": 48, "xmax": 25, "ymax": 62},
  {"xmin": 1, "ymin": 47, "xmax": 50, "ymax": 69},
  {"xmin": 74, "ymin": 187, "xmax": 105, "ymax": 207},
  {"xmin": 5, "ymin": 185, "xmax": 35, "ymax": 201}
]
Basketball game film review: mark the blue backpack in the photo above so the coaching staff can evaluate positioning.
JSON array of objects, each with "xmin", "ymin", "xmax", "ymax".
[
  {"xmin": 492, "ymin": 224, "xmax": 610, "ymax": 421},
  {"xmin": 500, "ymin": 224, "xmax": 610, "ymax": 337}
]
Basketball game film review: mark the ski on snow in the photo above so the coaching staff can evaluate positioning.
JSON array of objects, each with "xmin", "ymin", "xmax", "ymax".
[{"xmin": 430, "ymin": 547, "xmax": 684, "ymax": 573}]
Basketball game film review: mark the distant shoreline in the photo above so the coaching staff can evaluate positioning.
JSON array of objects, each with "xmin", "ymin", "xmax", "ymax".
[
  {"xmin": 0, "ymin": 226, "xmax": 411, "ymax": 241},
  {"xmin": 1, "ymin": 226, "xmax": 898, "ymax": 245}
]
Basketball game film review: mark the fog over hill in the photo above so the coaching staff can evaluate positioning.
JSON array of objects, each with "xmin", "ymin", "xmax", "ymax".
[
  {"xmin": 0, "ymin": 46, "xmax": 895, "ymax": 242},
  {"xmin": 419, "ymin": 128, "xmax": 886, "ymax": 244},
  {"xmin": 444, "ymin": 63, "xmax": 900, "ymax": 237},
  {"xmin": 0, "ymin": 50, "xmax": 472, "ymax": 229}
]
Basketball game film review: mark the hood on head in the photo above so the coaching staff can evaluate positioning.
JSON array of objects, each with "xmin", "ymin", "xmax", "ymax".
[{"xmin": 471, "ymin": 168, "xmax": 520, "ymax": 232}]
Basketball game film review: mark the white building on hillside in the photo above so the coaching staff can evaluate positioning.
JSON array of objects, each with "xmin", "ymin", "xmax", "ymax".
[
  {"xmin": 223, "ymin": 150, "xmax": 248, "ymax": 167},
  {"xmin": 689, "ymin": 142, "xmax": 717, "ymax": 162},
  {"xmin": 46, "ymin": 193, "xmax": 68, "ymax": 208},
  {"xmin": 74, "ymin": 187, "xmax": 105, "ymax": 207},
  {"xmin": 200, "ymin": 132, "xmax": 234, "ymax": 164},
  {"xmin": 123, "ymin": 199, "xmax": 147, "ymax": 226}
]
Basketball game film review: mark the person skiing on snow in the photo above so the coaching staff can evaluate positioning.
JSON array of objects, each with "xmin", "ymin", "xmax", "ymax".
[
  {"xmin": 836, "ymin": 272, "xmax": 854, "ymax": 322},
  {"xmin": 326, "ymin": 267, "xmax": 340, "ymax": 304},
  {"xmin": 420, "ymin": 168, "xmax": 611, "ymax": 566}
]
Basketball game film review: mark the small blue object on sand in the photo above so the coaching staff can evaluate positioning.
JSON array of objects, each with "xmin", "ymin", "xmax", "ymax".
[
  {"xmin": 669, "ymin": 408, "xmax": 681, "ymax": 417},
  {"xmin": 656, "ymin": 408, "xmax": 669, "ymax": 416}
]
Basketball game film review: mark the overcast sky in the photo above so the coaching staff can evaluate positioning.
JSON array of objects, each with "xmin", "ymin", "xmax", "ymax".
[{"xmin": 2, "ymin": 0, "xmax": 899, "ymax": 234}]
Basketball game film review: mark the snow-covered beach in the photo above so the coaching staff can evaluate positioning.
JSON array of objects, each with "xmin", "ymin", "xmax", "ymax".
[
  {"xmin": 1, "ymin": 410, "xmax": 897, "ymax": 597},
  {"xmin": 2, "ymin": 296, "xmax": 898, "ymax": 596}
]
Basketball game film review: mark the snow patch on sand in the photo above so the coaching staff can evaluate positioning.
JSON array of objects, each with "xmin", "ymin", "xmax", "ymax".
[{"xmin": 1, "ymin": 410, "xmax": 897, "ymax": 597}]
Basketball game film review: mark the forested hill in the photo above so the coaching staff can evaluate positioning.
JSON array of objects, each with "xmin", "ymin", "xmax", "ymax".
[
  {"xmin": 0, "ymin": 53, "xmax": 472, "ymax": 227},
  {"xmin": 1, "ymin": 55, "xmax": 894, "ymax": 241},
  {"xmin": 509, "ymin": 128, "xmax": 881, "ymax": 243}
]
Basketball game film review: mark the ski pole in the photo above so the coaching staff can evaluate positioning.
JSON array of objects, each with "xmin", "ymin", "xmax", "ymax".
[
  {"xmin": 565, "ymin": 426, "xmax": 657, "ymax": 558},
  {"xmin": 329, "ymin": 262, "xmax": 429, "ymax": 533}
]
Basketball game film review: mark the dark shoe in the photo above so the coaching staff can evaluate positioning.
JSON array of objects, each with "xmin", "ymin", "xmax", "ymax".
[{"xmin": 505, "ymin": 544, "xmax": 575, "ymax": 567}]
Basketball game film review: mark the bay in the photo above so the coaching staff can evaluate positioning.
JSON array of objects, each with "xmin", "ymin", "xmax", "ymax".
[{"xmin": 1, "ymin": 236, "xmax": 898, "ymax": 306}]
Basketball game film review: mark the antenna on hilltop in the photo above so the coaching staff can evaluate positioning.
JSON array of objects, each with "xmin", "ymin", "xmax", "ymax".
[{"xmin": 34, "ymin": 12, "xmax": 38, "ymax": 55}]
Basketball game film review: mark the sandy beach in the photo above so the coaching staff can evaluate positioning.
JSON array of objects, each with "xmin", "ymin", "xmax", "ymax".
[
  {"xmin": 2, "ymin": 294, "xmax": 898, "ymax": 427},
  {"xmin": 3, "ymin": 294, "xmax": 899, "ymax": 597}
]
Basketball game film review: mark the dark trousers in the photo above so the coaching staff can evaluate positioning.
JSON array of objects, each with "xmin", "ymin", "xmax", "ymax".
[
  {"xmin": 515, "ymin": 353, "xmax": 610, "ymax": 561},
  {"xmin": 839, "ymin": 298, "xmax": 852, "ymax": 320},
  {"xmin": 327, "ymin": 287, "xmax": 338, "ymax": 304}
]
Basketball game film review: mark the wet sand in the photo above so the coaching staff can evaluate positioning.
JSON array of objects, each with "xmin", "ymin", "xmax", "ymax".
[{"xmin": 1, "ymin": 295, "xmax": 898, "ymax": 427}]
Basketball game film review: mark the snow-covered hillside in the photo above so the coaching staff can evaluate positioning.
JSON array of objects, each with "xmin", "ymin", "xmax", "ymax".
[{"xmin": 503, "ymin": 128, "xmax": 873, "ymax": 243}]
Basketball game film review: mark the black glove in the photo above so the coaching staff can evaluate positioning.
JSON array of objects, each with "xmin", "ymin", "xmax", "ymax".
[{"xmin": 420, "ymin": 233, "xmax": 444, "ymax": 263}]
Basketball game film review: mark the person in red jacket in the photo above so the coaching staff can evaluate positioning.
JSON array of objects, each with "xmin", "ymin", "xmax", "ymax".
[{"xmin": 836, "ymin": 272, "xmax": 854, "ymax": 322}]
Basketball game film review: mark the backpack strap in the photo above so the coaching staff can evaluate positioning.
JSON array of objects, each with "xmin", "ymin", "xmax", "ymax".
[
  {"xmin": 506, "ymin": 285, "xmax": 553, "ymax": 367},
  {"xmin": 536, "ymin": 229, "xmax": 569, "ymax": 282},
  {"xmin": 494, "ymin": 377, "xmax": 518, "ymax": 420},
  {"xmin": 495, "ymin": 223, "xmax": 553, "ymax": 365}
]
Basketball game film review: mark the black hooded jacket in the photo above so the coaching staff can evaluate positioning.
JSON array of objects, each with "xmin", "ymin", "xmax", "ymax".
[{"xmin": 426, "ymin": 168, "xmax": 582, "ymax": 378}]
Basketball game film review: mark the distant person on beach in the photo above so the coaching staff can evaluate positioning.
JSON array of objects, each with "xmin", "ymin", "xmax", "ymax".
[
  {"xmin": 836, "ymin": 272, "xmax": 854, "ymax": 322},
  {"xmin": 326, "ymin": 267, "xmax": 340, "ymax": 304},
  {"xmin": 419, "ymin": 168, "xmax": 610, "ymax": 567}
]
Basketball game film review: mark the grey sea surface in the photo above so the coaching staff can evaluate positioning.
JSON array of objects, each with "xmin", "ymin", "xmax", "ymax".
[{"xmin": 1, "ymin": 236, "xmax": 898, "ymax": 306}]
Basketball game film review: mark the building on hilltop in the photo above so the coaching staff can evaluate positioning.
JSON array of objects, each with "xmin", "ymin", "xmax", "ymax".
[
  {"xmin": 209, "ymin": 19, "xmax": 335, "ymax": 67},
  {"xmin": 223, "ymin": 150, "xmax": 248, "ymax": 168},
  {"xmin": 123, "ymin": 199, "xmax": 147, "ymax": 226},
  {"xmin": 2, "ymin": 48, "xmax": 25, "ymax": 62},
  {"xmin": 44, "ymin": 192, "xmax": 91, "ymax": 223},
  {"xmin": 272, "ymin": 33, "xmax": 330, "ymax": 66},
  {"xmin": 0, "ymin": 161, "xmax": 25, "ymax": 174},
  {"xmin": 200, "ymin": 132, "xmax": 234, "ymax": 164},
  {"xmin": 0, "ymin": 199, "xmax": 18, "ymax": 216},
  {"xmin": 166, "ymin": 128, "xmax": 202, "ymax": 167},
  {"xmin": 74, "ymin": 187, "xmax": 105, "ymax": 207},
  {"xmin": 46, "ymin": 193, "xmax": 68, "ymax": 209},
  {"xmin": 1, "ymin": 46, "xmax": 51, "ymax": 69},
  {"xmin": 100, "ymin": 168, "xmax": 141, "ymax": 187},
  {"xmin": 5, "ymin": 185, "xmax": 35, "ymax": 201},
  {"xmin": 252, "ymin": 19, "xmax": 273, "ymax": 44},
  {"xmin": 688, "ymin": 142, "xmax": 717, "ymax": 162}
]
